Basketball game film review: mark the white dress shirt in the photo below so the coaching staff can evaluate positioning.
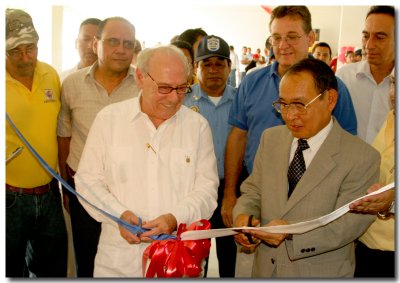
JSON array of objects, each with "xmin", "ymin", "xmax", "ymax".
[
  {"xmin": 289, "ymin": 118, "xmax": 334, "ymax": 168},
  {"xmin": 75, "ymin": 94, "xmax": 218, "ymax": 277},
  {"xmin": 336, "ymin": 60, "xmax": 392, "ymax": 143}
]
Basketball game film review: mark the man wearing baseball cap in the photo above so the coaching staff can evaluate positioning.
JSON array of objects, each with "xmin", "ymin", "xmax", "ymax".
[
  {"xmin": 6, "ymin": 8, "xmax": 67, "ymax": 277},
  {"xmin": 184, "ymin": 35, "xmax": 237, "ymax": 277}
]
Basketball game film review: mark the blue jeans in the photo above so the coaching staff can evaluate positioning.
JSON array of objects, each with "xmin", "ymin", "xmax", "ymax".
[{"xmin": 6, "ymin": 180, "xmax": 68, "ymax": 277}]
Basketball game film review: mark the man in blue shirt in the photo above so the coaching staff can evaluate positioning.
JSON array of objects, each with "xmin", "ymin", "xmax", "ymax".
[
  {"xmin": 222, "ymin": 6, "xmax": 357, "ymax": 231},
  {"xmin": 184, "ymin": 35, "xmax": 236, "ymax": 277}
]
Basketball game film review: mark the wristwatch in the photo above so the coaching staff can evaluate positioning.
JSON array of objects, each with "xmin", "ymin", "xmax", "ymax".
[{"xmin": 377, "ymin": 201, "xmax": 394, "ymax": 220}]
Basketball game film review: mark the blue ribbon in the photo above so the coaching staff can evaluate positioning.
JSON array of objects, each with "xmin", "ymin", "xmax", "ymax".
[{"xmin": 6, "ymin": 113, "xmax": 175, "ymax": 240}]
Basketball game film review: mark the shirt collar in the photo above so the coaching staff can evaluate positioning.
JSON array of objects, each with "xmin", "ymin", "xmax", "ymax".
[
  {"xmin": 292, "ymin": 117, "xmax": 334, "ymax": 153},
  {"xmin": 271, "ymin": 54, "xmax": 315, "ymax": 79},
  {"xmin": 270, "ymin": 60, "xmax": 280, "ymax": 78},
  {"xmin": 355, "ymin": 60, "xmax": 393, "ymax": 83},
  {"xmin": 134, "ymin": 90, "xmax": 180, "ymax": 125},
  {"xmin": 127, "ymin": 90, "xmax": 142, "ymax": 122},
  {"xmin": 354, "ymin": 60, "xmax": 372, "ymax": 79},
  {"xmin": 6, "ymin": 61, "xmax": 46, "ymax": 83},
  {"xmin": 86, "ymin": 61, "xmax": 136, "ymax": 81},
  {"xmin": 86, "ymin": 61, "xmax": 98, "ymax": 79},
  {"xmin": 189, "ymin": 83, "xmax": 235, "ymax": 104}
]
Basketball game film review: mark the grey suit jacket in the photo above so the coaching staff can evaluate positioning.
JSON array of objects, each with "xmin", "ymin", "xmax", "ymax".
[{"xmin": 233, "ymin": 120, "xmax": 380, "ymax": 278}]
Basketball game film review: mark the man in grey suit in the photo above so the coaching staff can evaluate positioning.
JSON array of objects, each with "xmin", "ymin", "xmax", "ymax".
[{"xmin": 233, "ymin": 58, "xmax": 379, "ymax": 277}]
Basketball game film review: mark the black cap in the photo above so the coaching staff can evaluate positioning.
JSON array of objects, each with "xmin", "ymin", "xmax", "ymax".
[
  {"xmin": 195, "ymin": 35, "xmax": 230, "ymax": 62},
  {"xmin": 355, "ymin": 49, "xmax": 362, "ymax": 56}
]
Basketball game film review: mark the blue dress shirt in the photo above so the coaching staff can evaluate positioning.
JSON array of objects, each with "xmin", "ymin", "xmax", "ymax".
[
  {"xmin": 229, "ymin": 59, "xmax": 357, "ymax": 174},
  {"xmin": 184, "ymin": 83, "xmax": 236, "ymax": 179}
]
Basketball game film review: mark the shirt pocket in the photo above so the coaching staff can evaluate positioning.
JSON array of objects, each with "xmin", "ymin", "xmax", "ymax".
[
  {"xmin": 106, "ymin": 146, "xmax": 136, "ymax": 186},
  {"xmin": 168, "ymin": 148, "xmax": 196, "ymax": 193}
]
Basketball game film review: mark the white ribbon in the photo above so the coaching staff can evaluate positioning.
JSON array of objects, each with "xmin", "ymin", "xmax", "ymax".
[{"xmin": 180, "ymin": 182, "xmax": 394, "ymax": 240}]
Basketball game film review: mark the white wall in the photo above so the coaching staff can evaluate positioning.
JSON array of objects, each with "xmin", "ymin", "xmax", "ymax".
[
  {"xmin": 310, "ymin": 5, "xmax": 371, "ymax": 68},
  {"xmin": 3, "ymin": 5, "xmax": 54, "ymax": 67},
  {"xmin": 336, "ymin": 6, "xmax": 371, "ymax": 49},
  {"xmin": 309, "ymin": 6, "xmax": 343, "ymax": 56},
  {"xmin": 59, "ymin": 4, "xmax": 374, "ymax": 73},
  {"xmin": 3, "ymin": 3, "xmax": 391, "ymax": 73},
  {"xmin": 60, "ymin": 3, "xmax": 270, "ymax": 72}
]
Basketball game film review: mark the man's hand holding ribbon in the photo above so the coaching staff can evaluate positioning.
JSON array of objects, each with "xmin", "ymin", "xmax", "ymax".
[{"xmin": 119, "ymin": 211, "xmax": 178, "ymax": 244}]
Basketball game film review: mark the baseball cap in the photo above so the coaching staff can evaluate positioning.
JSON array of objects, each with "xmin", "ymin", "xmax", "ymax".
[
  {"xmin": 355, "ymin": 49, "xmax": 362, "ymax": 56},
  {"xmin": 195, "ymin": 35, "xmax": 230, "ymax": 62},
  {"xmin": 6, "ymin": 8, "xmax": 39, "ymax": 51}
]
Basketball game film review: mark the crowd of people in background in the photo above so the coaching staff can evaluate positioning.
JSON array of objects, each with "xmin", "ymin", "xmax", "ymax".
[
  {"xmin": 5, "ymin": 4, "xmax": 395, "ymax": 279},
  {"xmin": 238, "ymin": 39, "xmax": 365, "ymax": 86}
]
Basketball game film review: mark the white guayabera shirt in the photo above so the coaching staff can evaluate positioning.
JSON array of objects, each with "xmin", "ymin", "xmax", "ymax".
[{"xmin": 75, "ymin": 95, "xmax": 218, "ymax": 277}]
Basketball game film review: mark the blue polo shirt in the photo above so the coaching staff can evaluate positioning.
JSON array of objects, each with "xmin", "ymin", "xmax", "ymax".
[
  {"xmin": 184, "ymin": 84, "xmax": 236, "ymax": 179},
  {"xmin": 229, "ymin": 60, "xmax": 357, "ymax": 174}
]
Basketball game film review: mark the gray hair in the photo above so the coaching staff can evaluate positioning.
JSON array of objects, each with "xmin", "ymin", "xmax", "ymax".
[{"xmin": 136, "ymin": 45, "xmax": 191, "ymax": 80}]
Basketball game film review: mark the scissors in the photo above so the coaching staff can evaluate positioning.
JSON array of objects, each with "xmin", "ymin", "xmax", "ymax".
[{"xmin": 245, "ymin": 215, "xmax": 255, "ymax": 244}]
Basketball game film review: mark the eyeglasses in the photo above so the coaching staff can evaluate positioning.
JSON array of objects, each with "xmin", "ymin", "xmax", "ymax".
[
  {"xmin": 272, "ymin": 91, "xmax": 325, "ymax": 115},
  {"xmin": 146, "ymin": 72, "xmax": 192, "ymax": 95},
  {"xmin": 6, "ymin": 45, "xmax": 38, "ymax": 60},
  {"xmin": 269, "ymin": 33, "xmax": 306, "ymax": 46},
  {"xmin": 101, "ymin": 37, "xmax": 135, "ymax": 50}
]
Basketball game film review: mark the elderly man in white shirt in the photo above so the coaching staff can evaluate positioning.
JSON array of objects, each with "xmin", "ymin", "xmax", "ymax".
[{"xmin": 74, "ymin": 45, "xmax": 218, "ymax": 277}]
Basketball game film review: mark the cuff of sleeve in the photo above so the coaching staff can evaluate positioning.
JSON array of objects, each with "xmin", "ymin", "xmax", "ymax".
[
  {"xmin": 170, "ymin": 208, "xmax": 184, "ymax": 227},
  {"xmin": 378, "ymin": 201, "xmax": 395, "ymax": 220}
]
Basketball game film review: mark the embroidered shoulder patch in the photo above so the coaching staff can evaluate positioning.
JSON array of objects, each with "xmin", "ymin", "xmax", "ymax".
[{"xmin": 44, "ymin": 89, "xmax": 55, "ymax": 102}]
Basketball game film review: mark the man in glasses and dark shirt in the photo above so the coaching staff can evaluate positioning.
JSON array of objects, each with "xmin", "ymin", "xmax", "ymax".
[
  {"xmin": 57, "ymin": 16, "xmax": 139, "ymax": 277},
  {"xmin": 74, "ymin": 45, "xmax": 218, "ymax": 277}
]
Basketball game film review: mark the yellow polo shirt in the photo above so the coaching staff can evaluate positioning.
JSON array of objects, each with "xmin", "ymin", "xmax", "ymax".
[
  {"xmin": 6, "ymin": 61, "xmax": 61, "ymax": 188},
  {"xmin": 359, "ymin": 110, "xmax": 394, "ymax": 251}
]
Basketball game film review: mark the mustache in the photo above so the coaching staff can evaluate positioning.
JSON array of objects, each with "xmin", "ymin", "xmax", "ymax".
[{"xmin": 16, "ymin": 62, "xmax": 34, "ymax": 68}]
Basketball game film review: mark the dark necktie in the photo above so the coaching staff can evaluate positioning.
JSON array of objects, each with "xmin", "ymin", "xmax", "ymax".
[{"xmin": 287, "ymin": 139, "xmax": 309, "ymax": 198}]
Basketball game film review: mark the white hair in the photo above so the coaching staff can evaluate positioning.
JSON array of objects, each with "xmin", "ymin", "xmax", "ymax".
[{"xmin": 136, "ymin": 45, "xmax": 191, "ymax": 79}]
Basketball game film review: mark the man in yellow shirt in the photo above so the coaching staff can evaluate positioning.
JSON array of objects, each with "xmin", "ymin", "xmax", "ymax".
[
  {"xmin": 6, "ymin": 8, "xmax": 67, "ymax": 277},
  {"xmin": 350, "ymin": 70, "xmax": 395, "ymax": 277}
]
